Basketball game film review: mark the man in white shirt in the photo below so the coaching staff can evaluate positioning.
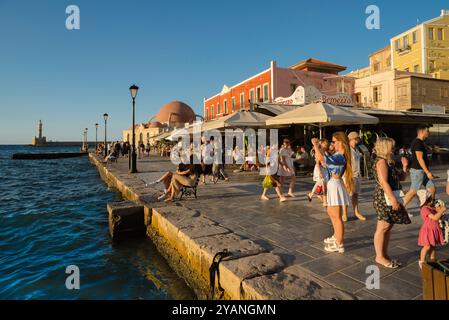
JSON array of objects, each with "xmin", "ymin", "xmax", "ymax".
[
  {"xmin": 200, "ymin": 139, "xmax": 214, "ymax": 183},
  {"xmin": 343, "ymin": 132, "xmax": 366, "ymax": 221}
]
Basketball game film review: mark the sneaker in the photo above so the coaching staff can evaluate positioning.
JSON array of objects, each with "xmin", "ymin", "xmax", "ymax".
[
  {"xmin": 146, "ymin": 180, "xmax": 159, "ymax": 187},
  {"xmin": 323, "ymin": 235, "xmax": 336, "ymax": 245},
  {"xmin": 324, "ymin": 242, "xmax": 345, "ymax": 253}
]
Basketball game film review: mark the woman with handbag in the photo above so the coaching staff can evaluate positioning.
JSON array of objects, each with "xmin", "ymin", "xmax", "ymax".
[
  {"xmin": 373, "ymin": 137, "xmax": 410, "ymax": 269},
  {"xmin": 261, "ymin": 145, "xmax": 286, "ymax": 202}
]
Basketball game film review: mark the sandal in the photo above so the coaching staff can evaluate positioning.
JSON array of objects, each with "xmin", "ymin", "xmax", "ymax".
[
  {"xmin": 391, "ymin": 259, "xmax": 403, "ymax": 267},
  {"xmin": 377, "ymin": 260, "xmax": 400, "ymax": 269}
]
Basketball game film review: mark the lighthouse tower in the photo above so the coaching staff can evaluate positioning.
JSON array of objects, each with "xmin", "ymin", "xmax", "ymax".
[{"xmin": 32, "ymin": 120, "xmax": 46, "ymax": 146}]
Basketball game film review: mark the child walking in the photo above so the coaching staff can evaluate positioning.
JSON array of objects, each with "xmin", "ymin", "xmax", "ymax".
[
  {"xmin": 417, "ymin": 190, "xmax": 447, "ymax": 269},
  {"xmin": 307, "ymin": 159, "xmax": 325, "ymax": 204}
]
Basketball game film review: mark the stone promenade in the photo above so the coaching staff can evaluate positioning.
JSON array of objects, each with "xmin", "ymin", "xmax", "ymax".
[{"xmin": 105, "ymin": 154, "xmax": 449, "ymax": 300}]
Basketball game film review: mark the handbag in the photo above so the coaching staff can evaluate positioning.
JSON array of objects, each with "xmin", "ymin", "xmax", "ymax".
[
  {"xmin": 262, "ymin": 175, "xmax": 274, "ymax": 189},
  {"xmin": 384, "ymin": 190, "xmax": 405, "ymax": 206}
]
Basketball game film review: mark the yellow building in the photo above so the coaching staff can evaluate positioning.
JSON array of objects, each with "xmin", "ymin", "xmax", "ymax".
[
  {"xmin": 391, "ymin": 9, "xmax": 449, "ymax": 79},
  {"xmin": 349, "ymin": 10, "xmax": 449, "ymax": 80}
]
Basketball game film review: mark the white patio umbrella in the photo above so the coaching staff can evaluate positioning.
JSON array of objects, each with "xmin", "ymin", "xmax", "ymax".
[
  {"xmin": 265, "ymin": 102, "xmax": 379, "ymax": 138},
  {"xmin": 201, "ymin": 110, "xmax": 271, "ymax": 132}
]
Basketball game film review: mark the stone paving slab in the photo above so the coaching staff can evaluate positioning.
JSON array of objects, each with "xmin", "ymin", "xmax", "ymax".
[{"xmin": 99, "ymin": 155, "xmax": 449, "ymax": 300}]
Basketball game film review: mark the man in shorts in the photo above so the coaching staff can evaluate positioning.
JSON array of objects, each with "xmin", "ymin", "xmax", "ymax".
[
  {"xmin": 403, "ymin": 124, "xmax": 436, "ymax": 207},
  {"xmin": 343, "ymin": 132, "xmax": 366, "ymax": 221}
]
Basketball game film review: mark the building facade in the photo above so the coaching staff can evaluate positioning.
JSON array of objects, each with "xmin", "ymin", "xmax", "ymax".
[
  {"xmin": 204, "ymin": 58, "xmax": 356, "ymax": 120},
  {"xmin": 122, "ymin": 101, "xmax": 197, "ymax": 145},
  {"xmin": 354, "ymin": 69, "xmax": 449, "ymax": 111},
  {"xmin": 349, "ymin": 9, "xmax": 449, "ymax": 80}
]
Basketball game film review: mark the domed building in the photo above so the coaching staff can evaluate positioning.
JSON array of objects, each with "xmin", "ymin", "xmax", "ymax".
[
  {"xmin": 122, "ymin": 101, "xmax": 198, "ymax": 145},
  {"xmin": 155, "ymin": 101, "xmax": 196, "ymax": 128}
]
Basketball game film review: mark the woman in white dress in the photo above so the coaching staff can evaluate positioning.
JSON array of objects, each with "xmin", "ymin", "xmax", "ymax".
[
  {"xmin": 277, "ymin": 139, "xmax": 296, "ymax": 197},
  {"xmin": 312, "ymin": 132, "xmax": 353, "ymax": 253}
]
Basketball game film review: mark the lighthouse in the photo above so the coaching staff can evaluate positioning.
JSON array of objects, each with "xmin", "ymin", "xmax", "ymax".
[{"xmin": 32, "ymin": 120, "xmax": 47, "ymax": 146}]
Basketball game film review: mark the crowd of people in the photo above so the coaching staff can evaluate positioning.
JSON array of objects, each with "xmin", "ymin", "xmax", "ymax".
[
  {"xmin": 100, "ymin": 125, "xmax": 449, "ymax": 270},
  {"xmin": 260, "ymin": 125, "xmax": 449, "ymax": 269}
]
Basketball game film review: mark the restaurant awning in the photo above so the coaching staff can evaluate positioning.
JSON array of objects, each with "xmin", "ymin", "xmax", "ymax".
[
  {"xmin": 254, "ymin": 103, "xmax": 298, "ymax": 116},
  {"xmin": 265, "ymin": 102, "xmax": 379, "ymax": 138},
  {"xmin": 201, "ymin": 110, "xmax": 271, "ymax": 131},
  {"xmin": 266, "ymin": 102, "xmax": 379, "ymax": 126},
  {"xmin": 354, "ymin": 108, "xmax": 449, "ymax": 124}
]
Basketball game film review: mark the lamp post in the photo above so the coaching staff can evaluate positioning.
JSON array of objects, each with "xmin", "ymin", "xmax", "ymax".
[
  {"xmin": 95, "ymin": 123, "xmax": 99, "ymax": 151},
  {"xmin": 85, "ymin": 128, "xmax": 88, "ymax": 152},
  {"xmin": 103, "ymin": 113, "xmax": 109, "ymax": 157},
  {"xmin": 129, "ymin": 84, "xmax": 139, "ymax": 173}
]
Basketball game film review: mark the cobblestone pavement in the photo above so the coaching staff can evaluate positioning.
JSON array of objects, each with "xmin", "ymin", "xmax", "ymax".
[{"xmin": 107, "ymin": 154, "xmax": 449, "ymax": 300}]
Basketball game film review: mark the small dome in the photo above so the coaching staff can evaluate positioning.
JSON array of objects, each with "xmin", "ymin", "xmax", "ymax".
[
  {"xmin": 155, "ymin": 101, "xmax": 195, "ymax": 127},
  {"xmin": 148, "ymin": 121, "xmax": 162, "ymax": 128}
]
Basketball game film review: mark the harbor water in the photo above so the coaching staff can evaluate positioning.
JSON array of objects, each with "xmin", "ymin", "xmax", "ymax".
[{"xmin": 0, "ymin": 145, "xmax": 194, "ymax": 300}]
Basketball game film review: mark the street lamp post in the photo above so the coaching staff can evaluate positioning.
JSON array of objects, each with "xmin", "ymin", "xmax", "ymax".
[
  {"xmin": 85, "ymin": 128, "xmax": 88, "ymax": 152},
  {"xmin": 104, "ymin": 113, "xmax": 109, "ymax": 157},
  {"xmin": 95, "ymin": 123, "xmax": 99, "ymax": 151},
  {"xmin": 129, "ymin": 84, "xmax": 139, "ymax": 173}
]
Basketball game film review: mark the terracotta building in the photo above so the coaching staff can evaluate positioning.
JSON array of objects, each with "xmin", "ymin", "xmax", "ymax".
[
  {"xmin": 122, "ymin": 101, "xmax": 197, "ymax": 144},
  {"xmin": 203, "ymin": 58, "xmax": 356, "ymax": 120}
]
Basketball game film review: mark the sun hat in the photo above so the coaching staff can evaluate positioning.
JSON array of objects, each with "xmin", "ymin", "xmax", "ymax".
[{"xmin": 417, "ymin": 189, "xmax": 432, "ymax": 207}]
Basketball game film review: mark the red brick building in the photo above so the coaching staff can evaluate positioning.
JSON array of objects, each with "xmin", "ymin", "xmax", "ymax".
[{"xmin": 204, "ymin": 58, "xmax": 355, "ymax": 120}]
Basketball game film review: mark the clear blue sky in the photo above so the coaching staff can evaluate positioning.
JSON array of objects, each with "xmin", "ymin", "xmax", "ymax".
[{"xmin": 0, "ymin": 0, "xmax": 447, "ymax": 144}]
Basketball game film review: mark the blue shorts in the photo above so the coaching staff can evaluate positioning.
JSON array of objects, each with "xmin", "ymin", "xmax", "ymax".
[{"xmin": 410, "ymin": 168, "xmax": 435, "ymax": 191}]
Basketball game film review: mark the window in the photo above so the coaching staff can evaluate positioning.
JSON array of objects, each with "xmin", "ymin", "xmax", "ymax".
[
  {"xmin": 240, "ymin": 93, "xmax": 244, "ymax": 109},
  {"xmin": 290, "ymin": 83, "xmax": 297, "ymax": 94},
  {"xmin": 205, "ymin": 108, "xmax": 208, "ymax": 120},
  {"xmin": 397, "ymin": 85, "xmax": 407, "ymax": 98},
  {"xmin": 414, "ymin": 65, "xmax": 420, "ymax": 73},
  {"xmin": 373, "ymin": 62, "xmax": 380, "ymax": 72},
  {"xmin": 224, "ymin": 100, "xmax": 227, "ymax": 114},
  {"xmin": 250, "ymin": 89, "xmax": 255, "ymax": 103},
  {"xmin": 395, "ymin": 39, "xmax": 401, "ymax": 50},
  {"xmin": 211, "ymin": 105, "xmax": 214, "ymax": 119},
  {"xmin": 429, "ymin": 27, "xmax": 434, "ymax": 40},
  {"xmin": 441, "ymin": 87, "xmax": 449, "ymax": 98},
  {"xmin": 403, "ymin": 35, "xmax": 409, "ymax": 48},
  {"xmin": 263, "ymin": 84, "xmax": 269, "ymax": 102},
  {"xmin": 386, "ymin": 57, "xmax": 391, "ymax": 67},
  {"xmin": 373, "ymin": 86, "xmax": 382, "ymax": 103},
  {"xmin": 429, "ymin": 60, "xmax": 435, "ymax": 72},
  {"xmin": 412, "ymin": 31, "xmax": 418, "ymax": 43},
  {"xmin": 256, "ymin": 86, "xmax": 261, "ymax": 102},
  {"xmin": 232, "ymin": 97, "xmax": 235, "ymax": 112},
  {"xmin": 438, "ymin": 28, "xmax": 444, "ymax": 41}
]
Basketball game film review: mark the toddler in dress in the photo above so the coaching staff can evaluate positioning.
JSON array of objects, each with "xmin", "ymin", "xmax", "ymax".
[{"xmin": 417, "ymin": 190, "xmax": 447, "ymax": 269}]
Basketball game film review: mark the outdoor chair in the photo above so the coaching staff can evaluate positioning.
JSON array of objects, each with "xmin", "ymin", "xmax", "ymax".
[{"xmin": 179, "ymin": 176, "xmax": 200, "ymax": 200}]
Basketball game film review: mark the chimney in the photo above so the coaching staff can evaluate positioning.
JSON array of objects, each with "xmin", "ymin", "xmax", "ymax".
[{"xmin": 441, "ymin": 9, "xmax": 449, "ymax": 16}]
